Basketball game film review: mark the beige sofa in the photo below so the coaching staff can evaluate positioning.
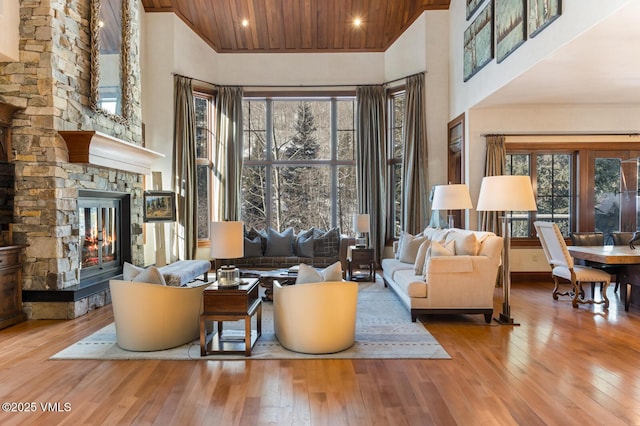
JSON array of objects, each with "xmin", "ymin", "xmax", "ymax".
[
  {"xmin": 381, "ymin": 228, "xmax": 503, "ymax": 323},
  {"xmin": 273, "ymin": 280, "xmax": 358, "ymax": 354}
]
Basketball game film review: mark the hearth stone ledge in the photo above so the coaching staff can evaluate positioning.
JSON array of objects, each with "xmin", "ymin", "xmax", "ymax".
[{"xmin": 22, "ymin": 278, "xmax": 116, "ymax": 320}]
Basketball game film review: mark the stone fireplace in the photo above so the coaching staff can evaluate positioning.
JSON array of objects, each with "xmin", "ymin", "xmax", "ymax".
[
  {"xmin": 18, "ymin": 131, "xmax": 162, "ymax": 320},
  {"xmin": 0, "ymin": 1, "xmax": 156, "ymax": 319}
]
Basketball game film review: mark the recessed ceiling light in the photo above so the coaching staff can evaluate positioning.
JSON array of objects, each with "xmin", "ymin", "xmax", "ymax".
[
  {"xmin": 241, "ymin": 19, "xmax": 249, "ymax": 27},
  {"xmin": 353, "ymin": 18, "xmax": 362, "ymax": 27}
]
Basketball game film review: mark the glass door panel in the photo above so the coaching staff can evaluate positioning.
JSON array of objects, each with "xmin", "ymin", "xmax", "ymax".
[{"xmin": 592, "ymin": 152, "xmax": 640, "ymax": 241}]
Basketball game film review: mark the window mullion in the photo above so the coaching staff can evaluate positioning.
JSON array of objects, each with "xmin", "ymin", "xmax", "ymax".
[{"xmin": 265, "ymin": 99, "xmax": 273, "ymax": 228}]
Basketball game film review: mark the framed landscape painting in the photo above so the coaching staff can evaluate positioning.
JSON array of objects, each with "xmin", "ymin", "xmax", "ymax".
[
  {"xmin": 466, "ymin": 0, "xmax": 486, "ymax": 20},
  {"xmin": 143, "ymin": 191, "xmax": 176, "ymax": 222},
  {"xmin": 496, "ymin": 0, "xmax": 526, "ymax": 63},
  {"xmin": 463, "ymin": 2, "xmax": 493, "ymax": 82},
  {"xmin": 528, "ymin": 0, "xmax": 562, "ymax": 38}
]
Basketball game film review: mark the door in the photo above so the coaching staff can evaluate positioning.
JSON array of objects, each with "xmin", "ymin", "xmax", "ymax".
[{"xmin": 589, "ymin": 151, "xmax": 640, "ymax": 240}]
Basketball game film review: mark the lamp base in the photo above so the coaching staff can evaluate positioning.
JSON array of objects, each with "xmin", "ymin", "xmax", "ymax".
[
  {"xmin": 217, "ymin": 265, "xmax": 240, "ymax": 288},
  {"xmin": 493, "ymin": 313, "xmax": 520, "ymax": 326}
]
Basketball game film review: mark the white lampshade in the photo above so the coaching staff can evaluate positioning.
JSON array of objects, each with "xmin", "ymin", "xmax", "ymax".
[
  {"xmin": 210, "ymin": 221, "xmax": 244, "ymax": 259},
  {"xmin": 353, "ymin": 214, "xmax": 370, "ymax": 233},
  {"xmin": 430, "ymin": 184, "xmax": 473, "ymax": 210},
  {"xmin": 476, "ymin": 175, "xmax": 537, "ymax": 212}
]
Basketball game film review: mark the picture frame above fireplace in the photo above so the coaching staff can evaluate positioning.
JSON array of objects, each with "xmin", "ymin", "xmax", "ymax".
[{"xmin": 143, "ymin": 191, "xmax": 176, "ymax": 222}]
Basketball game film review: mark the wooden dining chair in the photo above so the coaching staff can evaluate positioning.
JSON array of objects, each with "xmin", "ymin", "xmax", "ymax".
[
  {"xmin": 535, "ymin": 221, "xmax": 611, "ymax": 309},
  {"xmin": 609, "ymin": 232, "xmax": 636, "ymax": 292},
  {"xmin": 570, "ymin": 231, "xmax": 620, "ymax": 293}
]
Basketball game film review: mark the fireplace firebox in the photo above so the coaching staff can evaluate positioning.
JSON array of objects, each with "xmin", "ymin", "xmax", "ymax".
[{"xmin": 78, "ymin": 190, "xmax": 131, "ymax": 286}]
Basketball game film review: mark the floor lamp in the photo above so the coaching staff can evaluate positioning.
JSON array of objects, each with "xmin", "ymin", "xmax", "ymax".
[
  {"xmin": 210, "ymin": 221, "xmax": 244, "ymax": 287},
  {"xmin": 430, "ymin": 184, "xmax": 473, "ymax": 229},
  {"xmin": 476, "ymin": 175, "xmax": 537, "ymax": 325}
]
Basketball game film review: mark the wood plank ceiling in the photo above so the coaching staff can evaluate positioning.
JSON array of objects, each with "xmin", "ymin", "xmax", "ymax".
[{"xmin": 140, "ymin": 0, "xmax": 451, "ymax": 53}]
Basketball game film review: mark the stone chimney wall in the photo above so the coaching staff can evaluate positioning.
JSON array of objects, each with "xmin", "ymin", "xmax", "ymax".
[{"xmin": 0, "ymin": 0, "xmax": 146, "ymax": 319}]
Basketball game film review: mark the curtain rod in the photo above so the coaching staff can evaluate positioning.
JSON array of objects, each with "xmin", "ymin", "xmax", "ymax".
[
  {"xmin": 482, "ymin": 132, "xmax": 640, "ymax": 137},
  {"xmin": 171, "ymin": 71, "xmax": 426, "ymax": 89}
]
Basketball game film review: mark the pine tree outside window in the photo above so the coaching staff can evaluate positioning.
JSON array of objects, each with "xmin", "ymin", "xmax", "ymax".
[{"xmin": 241, "ymin": 97, "xmax": 357, "ymax": 234}]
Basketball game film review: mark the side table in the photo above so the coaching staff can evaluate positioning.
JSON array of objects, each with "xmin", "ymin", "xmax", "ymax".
[
  {"xmin": 200, "ymin": 278, "xmax": 262, "ymax": 356},
  {"xmin": 347, "ymin": 246, "xmax": 375, "ymax": 282}
]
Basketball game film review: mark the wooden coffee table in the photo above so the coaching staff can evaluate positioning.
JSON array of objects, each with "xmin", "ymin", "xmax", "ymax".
[{"xmin": 199, "ymin": 278, "xmax": 262, "ymax": 356}]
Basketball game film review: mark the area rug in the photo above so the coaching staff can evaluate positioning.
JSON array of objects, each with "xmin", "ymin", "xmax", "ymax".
[{"xmin": 50, "ymin": 281, "xmax": 450, "ymax": 360}]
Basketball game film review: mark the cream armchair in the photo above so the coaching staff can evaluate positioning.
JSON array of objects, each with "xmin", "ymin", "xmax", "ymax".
[
  {"xmin": 109, "ymin": 280, "xmax": 209, "ymax": 351},
  {"xmin": 273, "ymin": 280, "xmax": 358, "ymax": 354}
]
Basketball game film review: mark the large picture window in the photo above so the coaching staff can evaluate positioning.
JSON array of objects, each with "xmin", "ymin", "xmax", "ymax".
[{"xmin": 241, "ymin": 97, "xmax": 357, "ymax": 233}]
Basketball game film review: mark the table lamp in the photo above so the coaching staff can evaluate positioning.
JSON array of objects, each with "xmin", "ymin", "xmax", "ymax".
[
  {"xmin": 210, "ymin": 221, "xmax": 244, "ymax": 287},
  {"xmin": 476, "ymin": 175, "xmax": 537, "ymax": 325},
  {"xmin": 353, "ymin": 214, "xmax": 370, "ymax": 248},
  {"xmin": 430, "ymin": 184, "xmax": 473, "ymax": 229}
]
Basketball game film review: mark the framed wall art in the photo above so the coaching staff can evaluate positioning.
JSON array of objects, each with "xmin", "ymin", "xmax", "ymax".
[
  {"xmin": 463, "ymin": 1, "xmax": 494, "ymax": 82},
  {"xmin": 496, "ymin": 0, "xmax": 526, "ymax": 63},
  {"xmin": 466, "ymin": 0, "xmax": 486, "ymax": 20},
  {"xmin": 528, "ymin": 0, "xmax": 562, "ymax": 38},
  {"xmin": 143, "ymin": 191, "xmax": 176, "ymax": 222}
]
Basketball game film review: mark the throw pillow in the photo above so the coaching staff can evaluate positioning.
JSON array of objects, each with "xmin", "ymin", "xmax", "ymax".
[
  {"xmin": 413, "ymin": 240, "xmax": 431, "ymax": 275},
  {"xmin": 321, "ymin": 261, "xmax": 343, "ymax": 281},
  {"xmin": 445, "ymin": 230, "xmax": 479, "ymax": 256},
  {"xmin": 295, "ymin": 228, "xmax": 315, "ymax": 258},
  {"xmin": 132, "ymin": 266, "xmax": 166, "ymax": 285},
  {"xmin": 244, "ymin": 236, "xmax": 263, "ymax": 257},
  {"xmin": 396, "ymin": 231, "xmax": 423, "ymax": 259},
  {"xmin": 295, "ymin": 261, "xmax": 344, "ymax": 284},
  {"xmin": 313, "ymin": 227, "xmax": 340, "ymax": 258},
  {"xmin": 295, "ymin": 263, "xmax": 323, "ymax": 284},
  {"xmin": 246, "ymin": 226, "xmax": 267, "ymax": 254},
  {"xmin": 422, "ymin": 240, "xmax": 455, "ymax": 278},
  {"xmin": 398, "ymin": 231, "xmax": 427, "ymax": 264},
  {"xmin": 431, "ymin": 239, "xmax": 456, "ymax": 257},
  {"xmin": 264, "ymin": 227, "xmax": 295, "ymax": 257},
  {"xmin": 123, "ymin": 262, "xmax": 144, "ymax": 280}
]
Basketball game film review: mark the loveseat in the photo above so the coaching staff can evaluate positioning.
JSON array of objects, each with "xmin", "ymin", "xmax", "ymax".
[
  {"xmin": 381, "ymin": 227, "xmax": 503, "ymax": 322},
  {"xmin": 232, "ymin": 226, "xmax": 353, "ymax": 271}
]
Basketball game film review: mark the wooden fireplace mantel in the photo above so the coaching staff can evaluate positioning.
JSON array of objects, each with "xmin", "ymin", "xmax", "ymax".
[{"xmin": 59, "ymin": 131, "xmax": 164, "ymax": 175}]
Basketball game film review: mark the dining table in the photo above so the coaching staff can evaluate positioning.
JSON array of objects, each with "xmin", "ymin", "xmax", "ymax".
[{"xmin": 568, "ymin": 245, "xmax": 640, "ymax": 311}]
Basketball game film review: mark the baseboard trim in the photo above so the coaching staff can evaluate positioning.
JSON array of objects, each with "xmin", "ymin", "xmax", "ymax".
[{"xmin": 511, "ymin": 272, "xmax": 551, "ymax": 283}]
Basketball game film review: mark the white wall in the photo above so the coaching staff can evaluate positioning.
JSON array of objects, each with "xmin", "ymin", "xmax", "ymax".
[
  {"xmin": 385, "ymin": 11, "xmax": 450, "ymax": 191},
  {"xmin": 449, "ymin": 0, "xmax": 634, "ymax": 116},
  {"xmin": 0, "ymin": 0, "xmax": 19, "ymax": 62}
]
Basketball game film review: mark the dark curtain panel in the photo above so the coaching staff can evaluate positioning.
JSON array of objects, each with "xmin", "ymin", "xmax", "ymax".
[
  {"xmin": 402, "ymin": 74, "xmax": 429, "ymax": 234},
  {"xmin": 172, "ymin": 75, "xmax": 197, "ymax": 259},
  {"xmin": 480, "ymin": 135, "xmax": 506, "ymax": 235},
  {"xmin": 214, "ymin": 86, "xmax": 244, "ymax": 221},
  {"xmin": 356, "ymin": 85, "xmax": 387, "ymax": 265}
]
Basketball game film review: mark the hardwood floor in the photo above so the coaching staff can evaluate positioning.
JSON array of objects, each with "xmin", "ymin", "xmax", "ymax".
[{"xmin": 1, "ymin": 279, "xmax": 639, "ymax": 425}]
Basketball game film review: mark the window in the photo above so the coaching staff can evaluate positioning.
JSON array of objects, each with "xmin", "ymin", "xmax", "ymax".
[
  {"xmin": 194, "ymin": 91, "xmax": 214, "ymax": 244},
  {"xmin": 388, "ymin": 90, "xmax": 405, "ymax": 239},
  {"xmin": 241, "ymin": 97, "xmax": 357, "ymax": 233},
  {"xmin": 506, "ymin": 140, "xmax": 640, "ymax": 242},
  {"xmin": 506, "ymin": 152, "xmax": 573, "ymax": 238}
]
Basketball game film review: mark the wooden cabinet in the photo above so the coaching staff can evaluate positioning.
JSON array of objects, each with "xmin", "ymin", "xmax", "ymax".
[{"xmin": 0, "ymin": 245, "xmax": 26, "ymax": 330}]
